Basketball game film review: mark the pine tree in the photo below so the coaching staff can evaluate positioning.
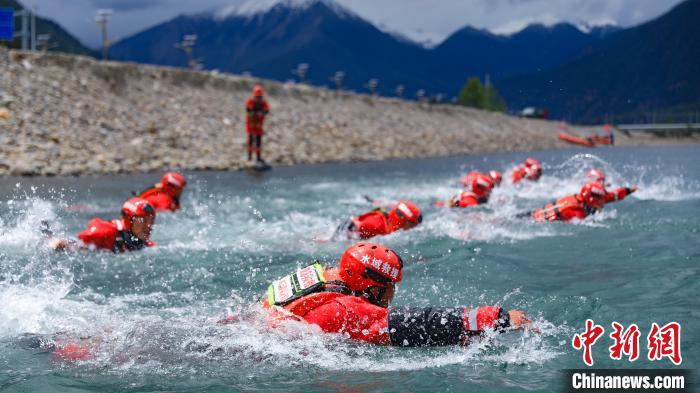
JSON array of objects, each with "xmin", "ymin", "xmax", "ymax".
[
  {"xmin": 458, "ymin": 77, "xmax": 507, "ymax": 112},
  {"xmin": 458, "ymin": 77, "xmax": 484, "ymax": 108},
  {"xmin": 483, "ymin": 84, "xmax": 506, "ymax": 112}
]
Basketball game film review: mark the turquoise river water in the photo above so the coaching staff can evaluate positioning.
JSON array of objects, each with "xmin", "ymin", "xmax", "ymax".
[{"xmin": 0, "ymin": 145, "xmax": 698, "ymax": 392}]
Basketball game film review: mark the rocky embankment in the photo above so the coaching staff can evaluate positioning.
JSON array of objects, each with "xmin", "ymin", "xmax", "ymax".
[{"xmin": 0, "ymin": 47, "xmax": 694, "ymax": 176}]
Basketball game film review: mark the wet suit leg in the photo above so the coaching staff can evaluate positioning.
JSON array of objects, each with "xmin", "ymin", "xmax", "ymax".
[
  {"xmin": 333, "ymin": 218, "xmax": 355, "ymax": 240},
  {"xmin": 254, "ymin": 134, "xmax": 262, "ymax": 161},
  {"xmin": 248, "ymin": 134, "xmax": 262, "ymax": 161}
]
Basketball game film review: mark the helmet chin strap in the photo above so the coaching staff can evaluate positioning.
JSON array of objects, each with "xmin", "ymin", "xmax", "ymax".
[{"xmin": 361, "ymin": 286, "xmax": 387, "ymax": 307}]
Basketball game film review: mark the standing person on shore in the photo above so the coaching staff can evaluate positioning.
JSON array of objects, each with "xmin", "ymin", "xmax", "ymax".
[
  {"xmin": 245, "ymin": 85, "xmax": 270, "ymax": 165},
  {"xmin": 136, "ymin": 172, "xmax": 187, "ymax": 212}
]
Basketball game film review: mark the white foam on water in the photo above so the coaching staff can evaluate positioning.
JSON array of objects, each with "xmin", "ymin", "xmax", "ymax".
[
  {"xmin": 0, "ymin": 280, "xmax": 86, "ymax": 336},
  {"xmin": 0, "ymin": 150, "xmax": 696, "ymax": 383},
  {"xmin": 0, "ymin": 198, "xmax": 60, "ymax": 248},
  {"xmin": 421, "ymin": 208, "xmax": 565, "ymax": 243},
  {"xmin": 633, "ymin": 175, "xmax": 700, "ymax": 201},
  {"xmin": 48, "ymin": 301, "xmax": 566, "ymax": 375}
]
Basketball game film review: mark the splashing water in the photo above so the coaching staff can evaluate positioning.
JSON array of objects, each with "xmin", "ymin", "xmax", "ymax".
[{"xmin": 0, "ymin": 145, "xmax": 698, "ymax": 392}]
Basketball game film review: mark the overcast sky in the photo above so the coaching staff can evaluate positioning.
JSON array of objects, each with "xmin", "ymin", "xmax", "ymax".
[{"xmin": 21, "ymin": 0, "xmax": 685, "ymax": 48}]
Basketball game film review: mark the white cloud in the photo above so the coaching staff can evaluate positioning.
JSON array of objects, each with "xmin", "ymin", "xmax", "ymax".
[
  {"xmin": 490, "ymin": 14, "xmax": 562, "ymax": 35},
  {"xmin": 26, "ymin": 0, "xmax": 686, "ymax": 49}
]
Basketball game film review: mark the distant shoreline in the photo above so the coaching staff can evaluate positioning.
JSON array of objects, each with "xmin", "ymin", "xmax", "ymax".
[{"xmin": 2, "ymin": 48, "xmax": 698, "ymax": 177}]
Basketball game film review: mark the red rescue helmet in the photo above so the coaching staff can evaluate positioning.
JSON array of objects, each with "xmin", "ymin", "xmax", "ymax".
[
  {"xmin": 339, "ymin": 242, "xmax": 403, "ymax": 291},
  {"xmin": 579, "ymin": 181, "xmax": 607, "ymax": 208},
  {"xmin": 472, "ymin": 173, "xmax": 495, "ymax": 197},
  {"xmin": 489, "ymin": 170, "xmax": 502, "ymax": 186},
  {"xmin": 524, "ymin": 157, "xmax": 540, "ymax": 168},
  {"xmin": 527, "ymin": 164, "xmax": 543, "ymax": 180},
  {"xmin": 253, "ymin": 85, "xmax": 264, "ymax": 97},
  {"xmin": 121, "ymin": 197, "xmax": 156, "ymax": 231},
  {"xmin": 587, "ymin": 168, "xmax": 606, "ymax": 183},
  {"xmin": 388, "ymin": 200, "xmax": 422, "ymax": 230},
  {"xmin": 161, "ymin": 172, "xmax": 186, "ymax": 195}
]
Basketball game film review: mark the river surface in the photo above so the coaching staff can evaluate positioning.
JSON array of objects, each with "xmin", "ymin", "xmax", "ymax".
[{"xmin": 0, "ymin": 145, "xmax": 698, "ymax": 392}]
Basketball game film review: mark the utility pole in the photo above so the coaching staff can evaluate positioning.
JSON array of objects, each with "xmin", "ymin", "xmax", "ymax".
[
  {"xmin": 394, "ymin": 84, "xmax": 404, "ymax": 98},
  {"xmin": 291, "ymin": 63, "xmax": 309, "ymax": 83},
  {"xmin": 37, "ymin": 33, "xmax": 51, "ymax": 51},
  {"xmin": 366, "ymin": 78, "xmax": 378, "ymax": 95},
  {"xmin": 20, "ymin": 7, "xmax": 27, "ymax": 49},
  {"xmin": 175, "ymin": 34, "xmax": 198, "ymax": 69},
  {"xmin": 95, "ymin": 9, "xmax": 112, "ymax": 60},
  {"xmin": 331, "ymin": 71, "xmax": 344, "ymax": 90},
  {"xmin": 30, "ymin": 4, "xmax": 35, "ymax": 50}
]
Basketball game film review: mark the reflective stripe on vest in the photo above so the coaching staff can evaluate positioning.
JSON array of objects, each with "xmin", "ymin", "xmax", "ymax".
[
  {"xmin": 113, "ymin": 219, "xmax": 124, "ymax": 231},
  {"xmin": 467, "ymin": 308, "xmax": 479, "ymax": 331}
]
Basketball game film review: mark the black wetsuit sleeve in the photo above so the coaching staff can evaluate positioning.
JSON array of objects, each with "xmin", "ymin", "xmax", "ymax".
[
  {"xmin": 388, "ymin": 306, "xmax": 511, "ymax": 347},
  {"xmin": 514, "ymin": 211, "xmax": 532, "ymax": 219},
  {"xmin": 388, "ymin": 307, "xmax": 465, "ymax": 346}
]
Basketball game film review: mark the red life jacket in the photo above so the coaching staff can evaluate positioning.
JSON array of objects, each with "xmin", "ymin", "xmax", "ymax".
[
  {"xmin": 139, "ymin": 187, "xmax": 180, "ymax": 211},
  {"xmin": 77, "ymin": 218, "xmax": 154, "ymax": 252},
  {"xmin": 511, "ymin": 166, "xmax": 527, "ymax": 184},
  {"xmin": 246, "ymin": 98, "xmax": 270, "ymax": 134},
  {"xmin": 459, "ymin": 171, "xmax": 480, "ymax": 187},
  {"xmin": 450, "ymin": 191, "xmax": 486, "ymax": 208},
  {"xmin": 78, "ymin": 218, "xmax": 119, "ymax": 250},
  {"xmin": 279, "ymin": 269, "xmax": 352, "ymax": 317},
  {"xmin": 351, "ymin": 209, "xmax": 392, "ymax": 239},
  {"xmin": 531, "ymin": 194, "xmax": 593, "ymax": 222}
]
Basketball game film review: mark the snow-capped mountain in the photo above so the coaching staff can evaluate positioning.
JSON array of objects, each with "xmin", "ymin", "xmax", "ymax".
[
  {"xmin": 109, "ymin": 0, "xmax": 620, "ymax": 98},
  {"xmin": 214, "ymin": 0, "xmax": 359, "ymax": 20}
]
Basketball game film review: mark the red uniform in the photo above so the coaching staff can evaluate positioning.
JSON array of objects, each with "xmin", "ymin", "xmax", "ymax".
[
  {"xmin": 458, "ymin": 171, "xmax": 480, "ymax": 188},
  {"xmin": 604, "ymin": 187, "xmax": 634, "ymax": 203},
  {"xmin": 529, "ymin": 183, "xmax": 633, "ymax": 222},
  {"xmin": 511, "ymin": 158, "xmax": 542, "ymax": 184},
  {"xmin": 138, "ymin": 188, "xmax": 180, "ymax": 212},
  {"xmin": 345, "ymin": 201, "xmax": 422, "ymax": 240},
  {"xmin": 245, "ymin": 98, "xmax": 270, "ymax": 135},
  {"xmin": 77, "ymin": 217, "xmax": 154, "ymax": 252},
  {"xmin": 351, "ymin": 209, "xmax": 392, "ymax": 239},
  {"xmin": 585, "ymin": 169, "xmax": 633, "ymax": 204},
  {"xmin": 267, "ymin": 268, "xmax": 509, "ymax": 346},
  {"xmin": 448, "ymin": 191, "xmax": 486, "ymax": 208},
  {"xmin": 446, "ymin": 173, "xmax": 493, "ymax": 208},
  {"xmin": 511, "ymin": 165, "xmax": 542, "ymax": 184},
  {"xmin": 530, "ymin": 194, "xmax": 592, "ymax": 222},
  {"xmin": 511, "ymin": 166, "xmax": 527, "ymax": 183}
]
